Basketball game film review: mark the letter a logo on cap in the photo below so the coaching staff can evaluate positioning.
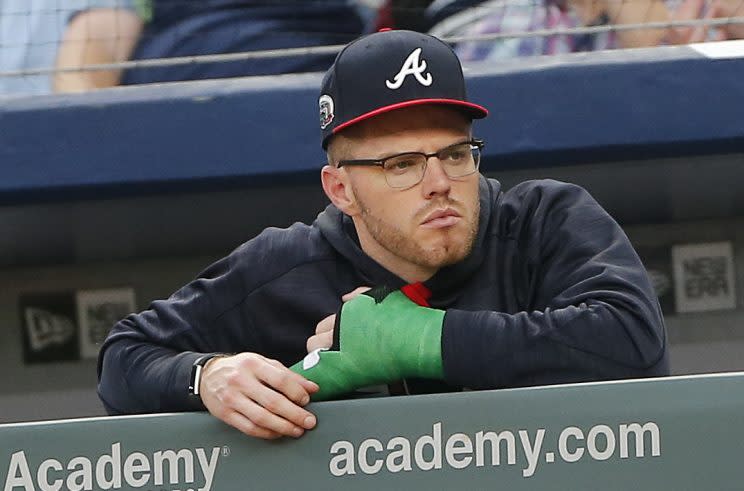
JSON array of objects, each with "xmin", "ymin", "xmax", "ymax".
[{"xmin": 385, "ymin": 48, "xmax": 433, "ymax": 90}]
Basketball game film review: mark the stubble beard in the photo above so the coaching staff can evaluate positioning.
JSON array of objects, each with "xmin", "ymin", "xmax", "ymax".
[{"xmin": 356, "ymin": 194, "xmax": 480, "ymax": 271}]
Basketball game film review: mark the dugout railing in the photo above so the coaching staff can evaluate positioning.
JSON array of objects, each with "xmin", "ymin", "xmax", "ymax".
[{"xmin": 2, "ymin": 372, "xmax": 744, "ymax": 489}]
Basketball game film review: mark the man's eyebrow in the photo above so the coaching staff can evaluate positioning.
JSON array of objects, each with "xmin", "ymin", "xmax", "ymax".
[
  {"xmin": 347, "ymin": 138, "xmax": 473, "ymax": 161},
  {"xmin": 415, "ymin": 139, "xmax": 472, "ymax": 156}
]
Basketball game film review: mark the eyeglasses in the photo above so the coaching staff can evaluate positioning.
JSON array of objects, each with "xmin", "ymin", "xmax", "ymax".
[{"xmin": 337, "ymin": 139, "xmax": 485, "ymax": 190}]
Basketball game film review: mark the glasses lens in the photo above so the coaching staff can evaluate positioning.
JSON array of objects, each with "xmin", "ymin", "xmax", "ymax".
[
  {"xmin": 383, "ymin": 154, "xmax": 426, "ymax": 188},
  {"xmin": 439, "ymin": 143, "xmax": 479, "ymax": 178}
]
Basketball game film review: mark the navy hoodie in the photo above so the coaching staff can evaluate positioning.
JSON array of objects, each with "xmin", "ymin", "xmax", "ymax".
[{"xmin": 97, "ymin": 177, "xmax": 669, "ymax": 413}]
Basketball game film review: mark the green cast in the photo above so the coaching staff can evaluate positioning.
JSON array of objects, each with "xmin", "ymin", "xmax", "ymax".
[{"xmin": 290, "ymin": 288, "xmax": 445, "ymax": 401}]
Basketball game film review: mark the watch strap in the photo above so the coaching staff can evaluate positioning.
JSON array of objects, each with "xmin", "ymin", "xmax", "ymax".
[{"xmin": 188, "ymin": 354, "xmax": 224, "ymax": 397}]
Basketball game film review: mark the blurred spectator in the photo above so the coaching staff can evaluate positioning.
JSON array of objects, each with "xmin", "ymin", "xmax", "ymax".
[
  {"xmin": 426, "ymin": 0, "xmax": 731, "ymax": 59},
  {"xmin": 377, "ymin": 0, "xmax": 433, "ymax": 30},
  {"xmin": 54, "ymin": 6, "xmax": 142, "ymax": 92},
  {"xmin": 716, "ymin": 0, "xmax": 744, "ymax": 39},
  {"xmin": 375, "ymin": 0, "xmax": 735, "ymax": 59},
  {"xmin": 0, "ymin": 0, "xmax": 134, "ymax": 96},
  {"xmin": 55, "ymin": 0, "xmax": 365, "ymax": 91}
]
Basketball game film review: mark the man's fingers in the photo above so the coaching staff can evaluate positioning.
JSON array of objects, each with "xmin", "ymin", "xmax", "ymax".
[
  {"xmin": 315, "ymin": 314, "xmax": 335, "ymax": 334},
  {"xmin": 240, "ymin": 394, "xmax": 306, "ymax": 437},
  {"xmin": 252, "ymin": 364, "xmax": 318, "ymax": 429},
  {"xmin": 309, "ymin": 314, "xmax": 336, "ymax": 351},
  {"xmin": 300, "ymin": 377, "xmax": 320, "ymax": 393},
  {"xmin": 226, "ymin": 395, "xmax": 304, "ymax": 438},
  {"xmin": 342, "ymin": 286, "xmax": 372, "ymax": 302},
  {"xmin": 243, "ymin": 379, "xmax": 316, "ymax": 436},
  {"xmin": 307, "ymin": 331, "xmax": 333, "ymax": 352},
  {"xmin": 199, "ymin": 353, "xmax": 319, "ymax": 440},
  {"xmin": 306, "ymin": 287, "xmax": 370, "ymax": 355},
  {"xmin": 224, "ymin": 410, "xmax": 283, "ymax": 440},
  {"xmin": 259, "ymin": 358, "xmax": 319, "ymax": 405},
  {"xmin": 266, "ymin": 358, "xmax": 319, "ymax": 394}
]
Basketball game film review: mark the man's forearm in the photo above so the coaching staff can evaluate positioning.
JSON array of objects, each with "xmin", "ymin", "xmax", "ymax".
[
  {"xmin": 98, "ymin": 340, "xmax": 206, "ymax": 414},
  {"xmin": 441, "ymin": 301, "xmax": 669, "ymax": 390}
]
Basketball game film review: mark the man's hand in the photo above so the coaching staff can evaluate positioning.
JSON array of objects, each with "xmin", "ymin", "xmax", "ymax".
[
  {"xmin": 199, "ymin": 353, "xmax": 319, "ymax": 439},
  {"xmin": 306, "ymin": 287, "xmax": 371, "ymax": 353}
]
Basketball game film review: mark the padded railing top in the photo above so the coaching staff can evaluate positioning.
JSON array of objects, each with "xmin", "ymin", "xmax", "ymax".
[{"xmin": 2, "ymin": 372, "xmax": 744, "ymax": 489}]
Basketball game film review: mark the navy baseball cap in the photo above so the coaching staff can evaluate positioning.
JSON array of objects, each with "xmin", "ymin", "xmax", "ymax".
[{"xmin": 319, "ymin": 29, "xmax": 488, "ymax": 149}]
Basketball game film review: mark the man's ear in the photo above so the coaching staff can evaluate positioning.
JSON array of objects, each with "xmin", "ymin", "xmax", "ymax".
[{"xmin": 321, "ymin": 165, "xmax": 360, "ymax": 216}]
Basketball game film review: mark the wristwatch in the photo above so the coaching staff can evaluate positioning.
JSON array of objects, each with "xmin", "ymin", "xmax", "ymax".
[{"xmin": 188, "ymin": 354, "xmax": 224, "ymax": 398}]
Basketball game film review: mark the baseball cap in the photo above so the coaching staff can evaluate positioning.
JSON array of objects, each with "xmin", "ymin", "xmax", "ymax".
[{"xmin": 319, "ymin": 29, "xmax": 488, "ymax": 149}]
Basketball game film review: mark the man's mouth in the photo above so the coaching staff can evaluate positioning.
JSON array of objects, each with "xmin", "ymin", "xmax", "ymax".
[{"xmin": 421, "ymin": 208, "xmax": 462, "ymax": 228}]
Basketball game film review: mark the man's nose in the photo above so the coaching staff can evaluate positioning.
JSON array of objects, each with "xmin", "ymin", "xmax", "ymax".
[{"xmin": 420, "ymin": 158, "xmax": 451, "ymax": 198}]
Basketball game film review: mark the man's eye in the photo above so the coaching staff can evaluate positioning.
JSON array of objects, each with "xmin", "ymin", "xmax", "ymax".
[
  {"xmin": 442, "ymin": 148, "xmax": 468, "ymax": 161},
  {"xmin": 385, "ymin": 158, "xmax": 417, "ymax": 173}
]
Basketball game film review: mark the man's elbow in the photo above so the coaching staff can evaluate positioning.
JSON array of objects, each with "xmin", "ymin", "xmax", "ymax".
[{"xmin": 617, "ymin": 322, "xmax": 670, "ymax": 378}]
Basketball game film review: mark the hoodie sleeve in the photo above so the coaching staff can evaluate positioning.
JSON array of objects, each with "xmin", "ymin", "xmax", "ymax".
[
  {"xmin": 441, "ymin": 180, "xmax": 669, "ymax": 389},
  {"xmin": 97, "ymin": 246, "xmax": 252, "ymax": 415}
]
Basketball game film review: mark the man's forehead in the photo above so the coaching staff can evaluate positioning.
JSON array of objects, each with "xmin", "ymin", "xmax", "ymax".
[{"xmin": 327, "ymin": 105, "xmax": 472, "ymax": 161}]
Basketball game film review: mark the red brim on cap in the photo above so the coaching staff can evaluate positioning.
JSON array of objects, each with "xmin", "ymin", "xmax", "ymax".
[{"xmin": 332, "ymin": 98, "xmax": 489, "ymax": 135}]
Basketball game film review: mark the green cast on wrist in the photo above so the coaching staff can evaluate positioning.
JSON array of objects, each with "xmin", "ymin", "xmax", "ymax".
[{"xmin": 290, "ymin": 288, "xmax": 445, "ymax": 401}]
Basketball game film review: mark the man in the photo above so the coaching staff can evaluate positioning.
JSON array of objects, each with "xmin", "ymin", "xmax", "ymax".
[{"xmin": 98, "ymin": 29, "xmax": 669, "ymax": 441}]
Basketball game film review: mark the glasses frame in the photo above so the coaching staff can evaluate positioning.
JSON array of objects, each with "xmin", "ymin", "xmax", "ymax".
[{"xmin": 336, "ymin": 138, "xmax": 485, "ymax": 189}]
